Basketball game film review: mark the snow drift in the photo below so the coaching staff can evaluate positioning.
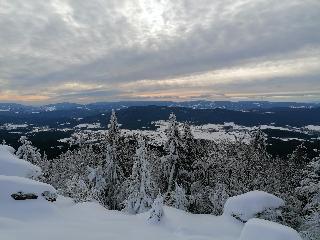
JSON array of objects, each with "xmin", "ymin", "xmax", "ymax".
[
  {"xmin": 223, "ymin": 191, "xmax": 285, "ymax": 222},
  {"xmin": 239, "ymin": 218, "xmax": 302, "ymax": 240},
  {"xmin": 0, "ymin": 145, "xmax": 41, "ymax": 178}
]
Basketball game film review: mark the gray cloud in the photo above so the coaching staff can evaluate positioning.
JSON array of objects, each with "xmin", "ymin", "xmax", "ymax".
[{"xmin": 0, "ymin": 0, "xmax": 319, "ymax": 103}]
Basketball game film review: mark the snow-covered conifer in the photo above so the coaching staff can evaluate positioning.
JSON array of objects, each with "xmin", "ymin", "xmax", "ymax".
[
  {"xmin": 172, "ymin": 182, "xmax": 188, "ymax": 211},
  {"xmin": 16, "ymin": 136, "xmax": 42, "ymax": 166},
  {"xmin": 287, "ymin": 144, "xmax": 309, "ymax": 189},
  {"xmin": 163, "ymin": 113, "xmax": 184, "ymax": 193},
  {"xmin": 107, "ymin": 109, "xmax": 120, "ymax": 145},
  {"xmin": 66, "ymin": 174, "xmax": 92, "ymax": 203},
  {"xmin": 39, "ymin": 151, "xmax": 51, "ymax": 182},
  {"xmin": 87, "ymin": 165, "xmax": 107, "ymax": 204},
  {"xmin": 125, "ymin": 136, "xmax": 154, "ymax": 214},
  {"xmin": 102, "ymin": 144, "xmax": 124, "ymax": 209},
  {"xmin": 209, "ymin": 183, "xmax": 229, "ymax": 215},
  {"xmin": 296, "ymin": 156, "xmax": 320, "ymax": 240},
  {"xmin": 148, "ymin": 193, "xmax": 164, "ymax": 223}
]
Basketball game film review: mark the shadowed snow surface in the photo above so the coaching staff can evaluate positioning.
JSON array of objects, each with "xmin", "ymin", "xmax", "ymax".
[{"xmin": 0, "ymin": 202, "xmax": 243, "ymax": 240}]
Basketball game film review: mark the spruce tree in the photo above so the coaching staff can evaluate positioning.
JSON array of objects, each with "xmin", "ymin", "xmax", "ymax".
[
  {"xmin": 148, "ymin": 193, "xmax": 164, "ymax": 223},
  {"xmin": 100, "ymin": 110, "xmax": 125, "ymax": 209},
  {"xmin": 163, "ymin": 113, "xmax": 184, "ymax": 194},
  {"xmin": 16, "ymin": 136, "xmax": 42, "ymax": 166},
  {"xmin": 125, "ymin": 136, "xmax": 154, "ymax": 214},
  {"xmin": 107, "ymin": 109, "xmax": 120, "ymax": 145},
  {"xmin": 296, "ymin": 156, "xmax": 320, "ymax": 240},
  {"xmin": 172, "ymin": 182, "xmax": 188, "ymax": 211}
]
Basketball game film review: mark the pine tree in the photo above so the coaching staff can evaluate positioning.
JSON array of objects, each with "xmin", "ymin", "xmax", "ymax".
[
  {"xmin": 95, "ymin": 110, "xmax": 126, "ymax": 209},
  {"xmin": 124, "ymin": 136, "xmax": 154, "ymax": 214},
  {"xmin": 180, "ymin": 123, "xmax": 198, "ymax": 194},
  {"xmin": 39, "ymin": 151, "xmax": 51, "ymax": 183},
  {"xmin": 148, "ymin": 193, "xmax": 164, "ymax": 223},
  {"xmin": 16, "ymin": 136, "xmax": 42, "ymax": 166},
  {"xmin": 2, "ymin": 139, "xmax": 6, "ymax": 145},
  {"xmin": 288, "ymin": 144, "xmax": 309, "ymax": 190},
  {"xmin": 102, "ymin": 144, "xmax": 124, "ymax": 209},
  {"xmin": 107, "ymin": 109, "xmax": 120, "ymax": 146},
  {"xmin": 87, "ymin": 165, "xmax": 107, "ymax": 205},
  {"xmin": 171, "ymin": 182, "xmax": 188, "ymax": 211},
  {"xmin": 296, "ymin": 156, "xmax": 320, "ymax": 240},
  {"xmin": 209, "ymin": 183, "xmax": 229, "ymax": 215},
  {"xmin": 66, "ymin": 174, "xmax": 92, "ymax": 203},
  {"xmin": 162, "ymin": 113, "xmax": 184, "ymax": 194}
]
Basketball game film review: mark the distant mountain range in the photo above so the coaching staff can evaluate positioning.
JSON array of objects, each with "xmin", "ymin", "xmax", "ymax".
[
  {"xmin": 0, "ymin": 100, "xmax": 319, "ymax": 113},
  {"xmin": 0, "ymin": 104, "xmax": 320, "ymax": 128}
]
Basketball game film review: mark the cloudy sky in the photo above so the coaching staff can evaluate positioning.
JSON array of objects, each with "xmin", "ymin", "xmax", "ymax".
[{"xmin": 0, "ymin": 0, "xmax": 319, "ymax": 104}]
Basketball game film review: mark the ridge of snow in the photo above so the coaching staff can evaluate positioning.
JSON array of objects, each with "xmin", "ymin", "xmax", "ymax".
[{"xmin": 0, "ymin": 145, "xmax": 41, "ymax": 178}]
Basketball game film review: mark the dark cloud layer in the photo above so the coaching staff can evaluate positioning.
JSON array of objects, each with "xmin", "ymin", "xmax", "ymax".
[{"xmin": 0, "ymin": 0, "xmax": 319, "ymax": 103}]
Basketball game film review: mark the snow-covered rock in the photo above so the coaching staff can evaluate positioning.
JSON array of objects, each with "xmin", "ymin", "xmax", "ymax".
[
  {"xmin": 0, "ymin": 145, "xmax": 41, "ymax": 178},
  {"xmin": 0, "ymin": 175, "xmax": 56, "ymax": 202},
  {"xmin": 223, "ymin": 191, "xmax": 285, "ymax": 222},
  {"xmin": 239, "ymin": 218, "xmax": 302, "ymax": 240},
  {"xmin": 0, "ymin": 175, "xmax": 59, "ymax": 220}
]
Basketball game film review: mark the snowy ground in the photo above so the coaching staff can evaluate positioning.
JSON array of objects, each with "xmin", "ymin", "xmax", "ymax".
[
  {"xmin": 0, "ymin": 144, "xmax": 241, "ymax": 240},
  {"xmin": 0, "ymin": 145, "xmax": 302, "ymax": 240},
  {"xmin": 0, "ymin": 201, "xmax": 243, "ymax": 240}
]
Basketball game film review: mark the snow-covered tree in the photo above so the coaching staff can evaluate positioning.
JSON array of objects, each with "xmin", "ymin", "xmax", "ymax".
[
  {"xmin": 180, "ymin": 123, "xmax": 199, "ymax": 193},
  {"xmin": 124, "ymin": 137, "xmax": 154, "ymax": 214},
  {"xmin": 209, "ymin": 183, "xmax": 229, "ymax": 215},
  {"xmin": 102, "ymin": 143, "xmax": 124, "ymax": 209},
  {"xmin": 39, "ymin": 151, "xmax": 51, "ymax": 182},
  {"xmin": 299, "ymin": 212, "xmax": 320, "ymax": 240},
  {"xmin": 148, "ymin": 193, "xmax": 164, "ymax": 223},
  {"xmin": 16, "ymin": 136, "xmax": 42, "ymax": 166},
  {"xmin": 162, "ymin": 113, "xmax": 184, "ymax": 194},
  {"xmin": 288, "ymin": 144, "xmax": 309, "ymax": 190},
  {"xmin": 87, "ymin": 165, "xmax": 107, "ymax": 205},
  {"xmin": 66, "ymin": 174, "xmax": 92, "ymax": 203},
  {"xmin": 107, "ymin": 109, "xmax": 120, "ymax": 146},
  {"xmin": 2, "ymin": 139, "xmax": 6, "ymax": 145},
  {"xmin": 171, "ymin": 182, "xmax": 188, "ymax": 211},
  {"xmin": 296, "ymin": 156, "xmax": 320, "ymax": 240}
]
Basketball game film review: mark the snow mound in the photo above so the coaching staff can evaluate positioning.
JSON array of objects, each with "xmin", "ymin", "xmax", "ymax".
[
  {"xmin": 0, "ymin": 145, "xmax": 41, "ymax": 178},
  {"xmin": 223, "ymin": 191, "xmax": 285, "ymax": 222},
  {"xmin": 0, "ymin": 175, "xmax": 56, "ymax": 202},
  {"xmin": 239, "ymin": 218, "xmax": 301, "ymax": 240},
  {"xmin": 0, "ymin": 175, "xmax": 58, "ymax": 220}
]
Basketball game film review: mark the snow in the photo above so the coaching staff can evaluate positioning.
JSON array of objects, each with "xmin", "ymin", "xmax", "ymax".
[
  {"xmin": 223, "ymin": 191, "xmax": 285, "ymax": 222},
  {"xmin": 44, "ymin": 106, "xmax": 56, "ymax": 111},
  {"xmin": 75, "ymin": 123, "xmax": 101, "ymax": 129},
  {"xmin": 0, "ymin": 145, "xmax": 41, "ymax": 178},
  {"xmin": 239, "ymin": 218, "xmax": 301, "ymax": 240},
  {"xmin": 0, "ymin": 175, "xmax": 58, "ymax": 219},
  {"xmin": 0, "ymin": 175, "xmax": 56, "ymax": 201},
  {"xmin": 305, "ymin": 125, "xmax": 320, "ymax": 132},
  {"xmin": 0, "ymin": 145, "xmax": 244, "ymax": 240},
  {"xmin": 1, "ymin": 123, "xmax": 28, "ymax": 130},
  {"xmin": 0, "ymin": 204, "xmax": 243, "ymax": 240}
]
